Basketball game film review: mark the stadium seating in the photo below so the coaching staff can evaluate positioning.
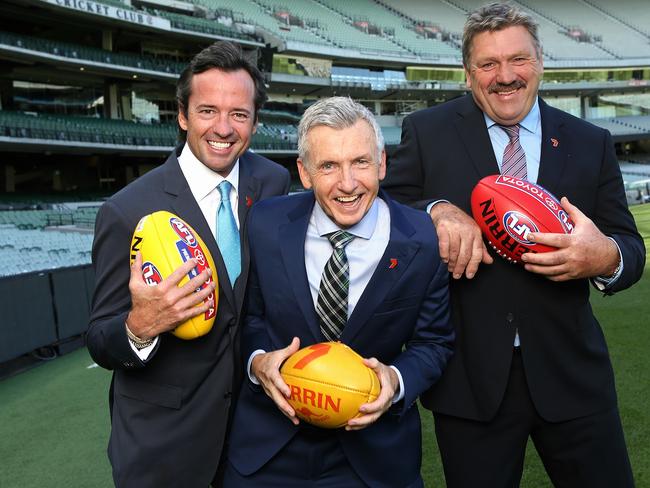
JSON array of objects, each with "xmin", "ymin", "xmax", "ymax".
[
  {"xmin": 0, "ymin": 30, "xmax": 186, "ymax": 75},
  {"xmin": 0, "ymin": 111, "xmax": 178, "ymax": 147},
  {"xmin": 586, "ymin": 0, "xmax": 650, "ymax": 38},
  {"xmin": 0, "ymin": 207, "xmax": 99, "ymax": 230},
  {"xmin": 295, "ymin": 0, "xmax": 408, "ymax": 56},
  {"xmin": 423, "ymin": 0, "xmax": 618, "ymax": 61},
  {"xmin": 194, "ymin": 0, "xmax": 329, "ymax": 46},
  {"xmin": 386, "ymin": 0, "xmax": 467, "ymax": 36},
  {"xmin": 516, "ymin": 0, "xmax": 650, "ymax": 59},
  {"xmin": 0, "ymin": 224, "xmax": 94, "ymax": 277},
  {"xmin": 0, "ymin": 110, "xmax": 299, "ymax": 151},
  {"xmin": 150, "ymin": 9, "xmax": 254, "ymax": 41},
  {"xmin": 317, "ymin": 0, "xmax": 459, "ymax": 59}
]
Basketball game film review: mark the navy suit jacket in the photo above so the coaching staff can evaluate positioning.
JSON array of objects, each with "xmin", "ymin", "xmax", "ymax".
[
  {"xmin": 383, "ymin": 95, "xmax": 645, "ymax": 422},
  {"xmin": 227, "ymin": 190, "xmax": 454, "ymax": 488},
  {"xmin": 87, "ymin": 148, "xmax": 290, "ymax": 487}
]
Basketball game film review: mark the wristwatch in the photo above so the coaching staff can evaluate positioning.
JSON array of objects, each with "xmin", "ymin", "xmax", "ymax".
[{"xmin": 126, "ymin": 324, "xmax": 155, "ymax": 350}]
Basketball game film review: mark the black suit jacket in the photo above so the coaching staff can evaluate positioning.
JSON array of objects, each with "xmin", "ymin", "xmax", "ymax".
[
  {"xmin": 383, "ymin": 95, "xmax": 645, "ymax": 422},
  {"xmin": 87, "ymin": 148, "xmax": 290, "ymax": 487}
]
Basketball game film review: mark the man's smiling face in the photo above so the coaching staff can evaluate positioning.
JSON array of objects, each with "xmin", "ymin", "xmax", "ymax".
[
  {"xmin": 178, "ymin": 68, "xmax": 257, "ymax": 176},
  {"xmin": 466, "ymin": 25, "xmax": 543, "ymax": 126},
  {"xmin": 297, "ymin": 119, "xmax": 386, "ymax": 229}
]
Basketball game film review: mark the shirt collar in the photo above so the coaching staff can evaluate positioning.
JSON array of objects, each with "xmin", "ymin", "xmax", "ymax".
[
  {"xmin": 313, "ymin": 196, "xmax": 379, "ymax": 240},
  {"xmin": 178, "ymin": 143, "xmax": 240, "ymax": 202},
  {"xmin": 484, "ymin": 97, "xmax": 540, "ymax": 135}
]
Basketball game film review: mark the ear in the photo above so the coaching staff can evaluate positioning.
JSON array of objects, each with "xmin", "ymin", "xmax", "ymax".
[
  {"xmin": 464, "ymin": 67, "xmax": 472, "ymax": 89},
  {"xmin": 378, "ymin": 149, "xmax": 387, "ymax": 181},
  {"xmin": 296, "ymin": 159, "xmax": 313, "ymax": 190},
  {"xmin": 178, "ymin": 108, "xmax": 188, "ymax": 131},
  {"xmin": 252, "ymin": 117, "xmax": 258, "ymax": 135}
]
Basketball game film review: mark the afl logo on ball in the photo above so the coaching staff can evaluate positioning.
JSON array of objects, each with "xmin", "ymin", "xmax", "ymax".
[
  {"xmin": 142, "ymin": 262, "xmax": 163, "ymax": 285},
  {"xmin": 170, "ymin": 218, "xmax": 197, "ymax": 247},
  {"xmin": 504, "ymin": 211, "xmax": 538, "ymax": 245}
]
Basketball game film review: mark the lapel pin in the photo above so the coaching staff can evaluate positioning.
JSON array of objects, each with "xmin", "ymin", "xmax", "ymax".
[
  {"xmin": 551, "ymin": 138, "xmax": 559, "ymax": 148},
  {"xmin": 246, "ymin": 196, "xmax": 253, "ymax": 207},
  {"xmin": 389, "ymin": 258, "xmax": 398, "ymax": 269}
]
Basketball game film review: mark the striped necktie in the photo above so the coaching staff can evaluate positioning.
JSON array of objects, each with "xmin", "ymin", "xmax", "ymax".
[
  {"xmin": 317, "ymin": 230, "xmax": 355, "ymax": 341},
  {"xmin": 500, "ymin": 124, "xmax": 527, "ymax": 180},
  {"xmin": 216, "ymin": 180, "xmax": 240, "ymax": 286}
]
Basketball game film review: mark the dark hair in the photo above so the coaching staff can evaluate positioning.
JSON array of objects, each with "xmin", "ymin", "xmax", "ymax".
[
  {"xmin": 176, "ymin": 41, "xmax": 267, "ymax": 141},
  {"xmin": 462, "ymin": 3, "xmax": 541, "ymax": 68}
]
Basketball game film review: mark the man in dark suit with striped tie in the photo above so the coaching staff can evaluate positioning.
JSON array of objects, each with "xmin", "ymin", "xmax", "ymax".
[
  {"xmin": 223, "ymin": 96, "xmax": 454, "ymax": 487},
  {"xmin": 382, "ymin": 3, "xmax": 645, "ymax": 487}
]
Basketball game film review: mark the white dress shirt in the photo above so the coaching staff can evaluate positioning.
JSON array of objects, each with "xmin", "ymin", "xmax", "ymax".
[
  {"xmin": 305, "ymin": 197, "xmax": 389, "ymax": 318},
  {"xmin": 249, "ymin": 196, "xmax": 405, "ymax": 403}
]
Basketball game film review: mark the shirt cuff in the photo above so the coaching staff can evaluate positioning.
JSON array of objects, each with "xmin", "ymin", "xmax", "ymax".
[
  {"xmin": 247, "ymin": 349, "xmax": 266, "ymax": 385},
  {"xmin": 592, "ymin": 237, "xmax": 624, "ymax": 291},
  {"xmin": 389, "ymin": 365, "xmax": 405, "ymax": 404},
  {"xmin": 426, "ymin": 199, "xmax": 451, "ymax": 214}
]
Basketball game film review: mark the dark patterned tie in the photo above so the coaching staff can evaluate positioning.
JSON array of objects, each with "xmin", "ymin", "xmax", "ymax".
[
  {"xmin": 317, "ymin": 230, "xmax": 355, "ymax": 341},
  {"xmin": 500, "ymin": 124, "xmax": 527, "ymax": 180}
]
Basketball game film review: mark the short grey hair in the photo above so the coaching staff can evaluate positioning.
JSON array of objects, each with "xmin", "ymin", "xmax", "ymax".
[
  {"xmin": 298, "ymin": 97, "xmax": 384, "ymax": 165},
  {"xmin": 463, "ymin": 3, "xmax": 541, "ymax": 68}
]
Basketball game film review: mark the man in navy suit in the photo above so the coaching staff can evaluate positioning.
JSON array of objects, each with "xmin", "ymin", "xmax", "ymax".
[
  {"xmin": 224, "ymin": 97, "xmax": 454, "ymax": 487},
  {"xmin": 382, "ymin": 3, "xmax": 645, "ymax": 487},
  {"xmin": 87, "ymin": 41, "xmax": 290, "ymax": 487}
]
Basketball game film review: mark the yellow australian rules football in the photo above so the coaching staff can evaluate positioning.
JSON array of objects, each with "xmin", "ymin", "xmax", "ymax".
[
  {"xmin": 280, "ymin": 342, "xmax": 380, "ymax": 428},
  {"xmin": 130, "ymin": 210, "xmax": 218, "ymax": 340}
]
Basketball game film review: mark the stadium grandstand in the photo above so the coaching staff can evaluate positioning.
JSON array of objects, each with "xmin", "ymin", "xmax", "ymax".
[{"xmin": 1, "ymin": 0, "xmax": 650, "ymax": 369}]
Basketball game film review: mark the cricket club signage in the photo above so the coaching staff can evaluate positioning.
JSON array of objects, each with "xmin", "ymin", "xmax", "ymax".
[{"xmin": 44, "ymin": 0, "xmax": 171, "ymax": 30}]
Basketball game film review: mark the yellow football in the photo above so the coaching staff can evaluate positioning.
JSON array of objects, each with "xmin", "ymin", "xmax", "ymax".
[
  {"xmin": 280, "ymin": 342, "xmax": 380, "ymax": 429},
  {"xmin": 130, "ymin": 211, "xmax": 218, "ymax": 340}
]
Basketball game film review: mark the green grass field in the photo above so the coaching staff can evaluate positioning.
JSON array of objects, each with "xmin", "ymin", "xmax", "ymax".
[{"xmin": 1, "ymin": 204, "xmax": 649, "ymax": 488}]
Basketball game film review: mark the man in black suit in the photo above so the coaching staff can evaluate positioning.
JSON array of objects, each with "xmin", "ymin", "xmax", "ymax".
[
  {"xmin": 87, "ymin": 41, "xmax": 290, "ymax": 487},
  {"xmin": 382, "ymin": 3, "xmax": 645, "ymax": 487}
]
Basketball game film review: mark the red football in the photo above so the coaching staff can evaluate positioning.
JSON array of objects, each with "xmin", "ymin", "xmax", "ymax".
[{"xmin": 470, "ymin": 175, "xmax": 574, "ymax": 264}]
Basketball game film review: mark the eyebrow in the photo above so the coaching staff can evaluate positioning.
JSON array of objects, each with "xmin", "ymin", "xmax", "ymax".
[{"xmin": 194, "ymin": 104, "xmax": 252, "ymax": 114}]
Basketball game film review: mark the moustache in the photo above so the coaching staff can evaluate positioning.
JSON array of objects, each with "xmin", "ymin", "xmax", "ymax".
[{"xmin": 488, "ymin": 81, "xmax": 526, "ymax": 93}]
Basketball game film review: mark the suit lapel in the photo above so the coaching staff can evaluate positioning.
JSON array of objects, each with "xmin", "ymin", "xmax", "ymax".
[
  {"xmin": 454, "ymin": 95, "xmax": 500, "ymax": 178},
  {"xmin": 234, "ymin": 153, "xmax": 261, "ymax": 313},
  {"xmin": 342, "ymin": 194, "xmax": 420, "ymax": 344},
  {"xmin": 279, "ymin": 193, "xmax": 322, "ymax": 342},
  {"xmin": 237, "ymin": 152, "xmax": 260, "ymax": 231},
  {"xmin": 536, "ymin": 99, "xmax": 569, "ymax": 195},
  {"xmin": 162, "ymin": 153, "xmax": 236, "ymax": 311}
]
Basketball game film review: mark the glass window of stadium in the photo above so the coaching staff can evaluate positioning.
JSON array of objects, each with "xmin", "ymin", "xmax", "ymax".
[{"xmin": 12, "ymin": 81, "xmax": 104, "ymax": 118}]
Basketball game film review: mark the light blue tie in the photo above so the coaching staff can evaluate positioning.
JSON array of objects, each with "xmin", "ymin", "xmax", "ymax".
[{"xmin": 216, "ymin": 181, "xmax": 240, "ymax": 285}]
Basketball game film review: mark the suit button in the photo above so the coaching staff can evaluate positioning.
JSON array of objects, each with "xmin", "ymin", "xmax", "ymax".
[
  {"xmin": 124, "ymin": 361, "xmax": 134, "ymax": 368},
  {"xmin": 506, "ymin": 313, "xmax": 514, "ymax": 323},
  {"xmin": 224, "ymin": 391, "xmax": 232, "ymax": 399},
  {"xmin": 228, "ymin": 318, "xmax": 236, "ymax": 328}
]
